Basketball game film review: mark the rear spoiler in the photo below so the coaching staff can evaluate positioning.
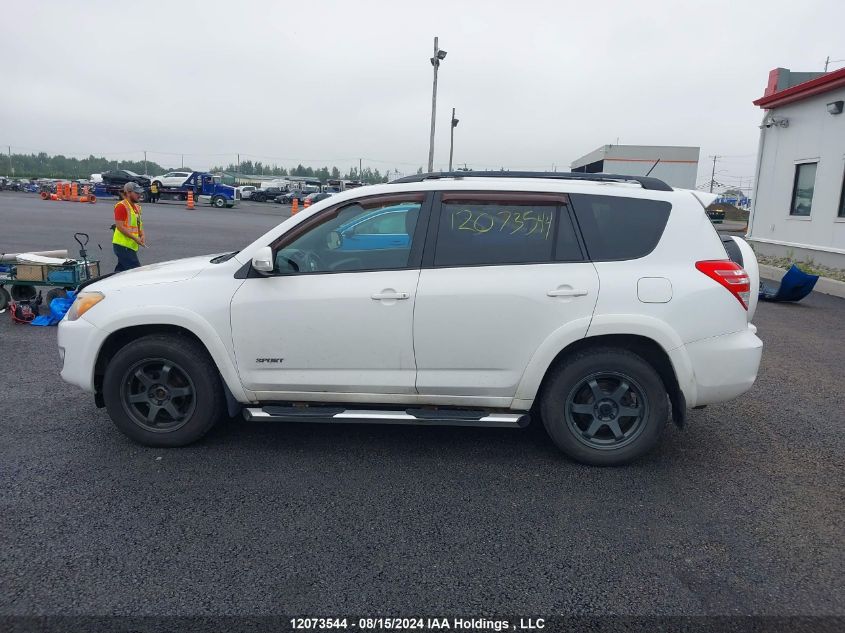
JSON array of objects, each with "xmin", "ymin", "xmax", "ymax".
[{"xmin": 687, "ymin": 190, "xmax": 719, "ymax": 208}]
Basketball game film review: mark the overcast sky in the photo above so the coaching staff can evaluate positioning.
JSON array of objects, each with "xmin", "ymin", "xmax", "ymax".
[{"xmin": 2, "ymin": 0, "xmax": 843, "ymax": 188}]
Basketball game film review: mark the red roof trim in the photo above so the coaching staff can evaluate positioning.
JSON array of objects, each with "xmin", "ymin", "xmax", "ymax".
[{"xmin": 754, "ymin": 67, "xmax": 845, "ymax": 109}]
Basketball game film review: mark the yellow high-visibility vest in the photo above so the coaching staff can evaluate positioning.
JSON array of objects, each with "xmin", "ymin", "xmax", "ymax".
[{"xmin": 112, "ymin": 199, "xmax": 142, "ymax": 251}]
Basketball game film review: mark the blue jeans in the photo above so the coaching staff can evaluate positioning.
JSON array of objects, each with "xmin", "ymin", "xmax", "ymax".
[{"xmin": 113, "ymin": 244, "xmax": 141, "ymax": 272}]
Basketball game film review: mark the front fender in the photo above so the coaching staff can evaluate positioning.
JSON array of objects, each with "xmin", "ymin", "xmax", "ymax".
[{"xmin": 84, "ymin": 304, "xmax": 251, "ymax": 404}]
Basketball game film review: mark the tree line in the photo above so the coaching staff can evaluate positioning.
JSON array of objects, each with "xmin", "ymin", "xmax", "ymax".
[
  {"xmin": 209, "ymin": 161, "xmax": 421, "ymax": 185},
  {"xmin": 3, "ymin": 152, "xmax": 422, "ymax": 184},
  {"xmin": 4, "ymin": 152, "xmax": 172, "ymax": 180}
]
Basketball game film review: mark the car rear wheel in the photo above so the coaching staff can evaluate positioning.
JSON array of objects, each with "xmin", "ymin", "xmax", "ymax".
[
  {"xmin": 103, "ymin": 334, "xmax": 225, "ymax": 447},
  {"xmin": 540, "ymin": 347, "xmax": 669, "ymax": 465}
]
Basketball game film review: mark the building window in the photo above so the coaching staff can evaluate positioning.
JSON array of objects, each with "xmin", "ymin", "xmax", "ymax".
[
  {"xmin": 839, "ymin": 167, "xmax": 845, "ymax": 218},
  {"xmin": 790, "ymin": 162, "xmax": 817, "ymax": 216}
]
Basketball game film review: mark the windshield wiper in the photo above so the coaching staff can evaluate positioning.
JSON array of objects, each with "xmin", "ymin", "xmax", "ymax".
[{"xmin": 210, "ymin": 251, "xmax": 239, "ymax": 264}]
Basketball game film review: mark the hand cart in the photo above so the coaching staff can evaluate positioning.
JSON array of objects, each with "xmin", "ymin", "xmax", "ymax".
[{"xmin": 0, "ymin": 233, "xmax": 100, "ymax": 312}]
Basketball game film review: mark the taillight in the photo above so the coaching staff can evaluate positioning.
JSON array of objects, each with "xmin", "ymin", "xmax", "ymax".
[{"xmin": 696, "ymin": 260, "xmax": 750, "ymax": 309}]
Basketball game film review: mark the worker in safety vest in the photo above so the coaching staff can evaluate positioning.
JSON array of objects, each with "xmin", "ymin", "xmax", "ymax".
[
  {"xmin": 112, "ymin": 181, "xmax": 146, "ymax": 272},
  {"xmin": 149, "ymin": 180, "xmax": 159, "ymax": 203}
]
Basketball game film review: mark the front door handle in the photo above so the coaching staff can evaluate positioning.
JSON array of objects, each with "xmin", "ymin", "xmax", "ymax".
[
  {"xmin": 371, "ymin": 291, "xmax": 410, "ymax": 300},
  {"xmin": 547, "ymin": 287, "xmax": 588, "ymax": 298}
]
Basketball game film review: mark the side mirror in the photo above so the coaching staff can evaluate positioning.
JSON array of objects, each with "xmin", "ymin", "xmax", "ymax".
[{"xmin": 252, "ymin": 246, "xmax": 274, "ymax": 274}]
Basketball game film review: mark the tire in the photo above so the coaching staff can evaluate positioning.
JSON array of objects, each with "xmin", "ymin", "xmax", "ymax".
[
  {"xmin": 212, "ymin": 196, "xmax": 226, "ymax": 208},
  {"xmin": 102, "ymin": 334, "xmax": 225, "ymax": 447},
  {"xmin": 10, "ymin": 284, "xmax": 37, "ymax": 302},
  {"xmin": 0, "ymin": 287, "xmax": 10, "ymax": 311},
  {"xmin": 540, "ymin": 347, "xmax": 669, "ymax": 465}
]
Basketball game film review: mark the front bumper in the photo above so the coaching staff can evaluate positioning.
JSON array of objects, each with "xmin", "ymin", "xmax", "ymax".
[{"xmin": 57, "ymin": 316, "xmax": 106, "ymax": 393}]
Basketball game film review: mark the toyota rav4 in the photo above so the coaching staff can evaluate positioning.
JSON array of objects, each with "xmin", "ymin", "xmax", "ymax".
[{"xmin": 58, "ymin": 172, "xmax": 763, "ymax": 465}]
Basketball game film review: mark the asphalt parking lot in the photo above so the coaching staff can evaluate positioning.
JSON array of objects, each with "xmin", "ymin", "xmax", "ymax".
[{"xmin": 0, "ymin": 191, "xmax": 843, "ymax": 618}]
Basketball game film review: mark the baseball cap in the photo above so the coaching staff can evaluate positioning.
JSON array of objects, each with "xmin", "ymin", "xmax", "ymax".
[{"xmin": 123, "ymin": 181, "xmax": 144, "ymax": 194}]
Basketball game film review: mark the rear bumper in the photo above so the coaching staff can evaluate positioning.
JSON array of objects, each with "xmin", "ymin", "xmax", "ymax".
[{"xmin": 680, "ymin": 324, "xmax": 763, "ymax": 407}]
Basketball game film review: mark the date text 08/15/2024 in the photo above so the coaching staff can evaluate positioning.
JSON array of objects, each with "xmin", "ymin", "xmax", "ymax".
[{"xmin": 289, "ymin": 617, "xmax": 546, "ymax": 631}]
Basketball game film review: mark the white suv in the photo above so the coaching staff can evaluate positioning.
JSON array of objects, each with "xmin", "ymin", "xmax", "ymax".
[{"xmin": 57, "ymin": 172, "xmax": 762, "ymax": 465}]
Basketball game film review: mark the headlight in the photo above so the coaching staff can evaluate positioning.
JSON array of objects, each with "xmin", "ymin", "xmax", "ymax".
[{"xmin": 66, "ymin": 291, "xmax": 105, "ymax": 321}]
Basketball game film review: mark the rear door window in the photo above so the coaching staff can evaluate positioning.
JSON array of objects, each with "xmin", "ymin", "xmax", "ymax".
[
  {"xmin": 569, "ymin": 194, "xmax": 671, "ymax": 261},
  {"xmin": 433, "ymin": 193, "xmax": 581, "ymax": 267}
]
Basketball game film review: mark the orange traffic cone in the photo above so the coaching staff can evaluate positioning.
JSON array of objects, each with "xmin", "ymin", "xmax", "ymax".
[
  {"xmin": 291, "ymin": 198, "xmax": 299, "ymax": 215},
  {"xmin": 71, "ymin": 182, "xmax": 78, "ymax": 198},
  {"xmin": 187, "ymin": 189, "xmax": 195, "ymax": 210}
]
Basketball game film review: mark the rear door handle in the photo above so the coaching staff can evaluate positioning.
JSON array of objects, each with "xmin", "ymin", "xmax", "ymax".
[
  {"xmin": 371, "ymin": 291, "xmax": 410, "ymax": 300},
  {"xmin": 547, "ymin": 288, "xmax": 588, "ymax": 297}
]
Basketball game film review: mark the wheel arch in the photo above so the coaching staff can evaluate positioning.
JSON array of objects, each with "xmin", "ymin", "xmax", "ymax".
[
  {"xmin": 530, "ymin": 334, "xmax": 687, "ymax": 427},
  {"xmin": 93, "ymin": 323, "xmax": 248, "ymax": 408}
]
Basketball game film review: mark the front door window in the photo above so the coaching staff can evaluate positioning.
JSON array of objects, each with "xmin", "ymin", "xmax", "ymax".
[{"xmin": 274, "ymin": 196, "xmax": 424, "ymax": 274}]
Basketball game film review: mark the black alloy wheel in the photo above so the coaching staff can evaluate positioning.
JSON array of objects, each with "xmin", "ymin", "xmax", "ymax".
[
  {"xmin": 120, "ymin": 358, "xmax": 197, "ymax": 433},
  {"xmin": 565, "ymin": 371, "xmax": 648, "ymax": 450},
  {"xmin": 540, "ymin": 347, "xmax": 669, "ymax": 465}
]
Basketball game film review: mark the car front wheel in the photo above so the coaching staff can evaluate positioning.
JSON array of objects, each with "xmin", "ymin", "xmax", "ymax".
[
  {"xmin": 102, "ymin": 334, "xmax": 225, "ymax": 447},
  {"xmin": 540, "ymin": 347, "xmax": 669, "ymax": 465}
]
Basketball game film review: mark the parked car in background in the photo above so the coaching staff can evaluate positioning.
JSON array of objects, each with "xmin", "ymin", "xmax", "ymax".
[
  {"xmin": 251, "ymin": 187, "xmax": 286, "ymax": 202},
  {"xmin": 277, "ymin": 190, "xmax": 308, "ymax": 204},
  {"xmin": 58, "ymin": 171, "xmax": 762, "ymax": 465},
  {"xmin": 237, "ymin": 186, "xmax": 256, "ymax": 199},
  {"xmin": 706, "ymin": 207, "xmax": 726, "ymax": 223},
  {"xmin": 304, "ymin": 192, "xmax": 334, "ymax": 205},
  {"xmin": 101, "ymin": 170, "xmax": 151, "ymax": 188},
  {"xmin": 150, "ymin": 171, "xmax": 191, "ymax": 189},
  {"xmin": 90, "ymin": 173, "xmax": 104, "ymax": 183}
]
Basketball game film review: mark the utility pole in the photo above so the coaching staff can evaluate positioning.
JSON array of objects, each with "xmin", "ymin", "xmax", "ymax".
[
  {"xmin": 359, "ymin": 158, "xmax": 362, "ymax": 180},
  {"xmin": 143, "ymin": 150, "xmax": 147, "ymax": 176},
  {"xmin": 824, "ymin": 56, "xmax": 845, "ymax": 72},
  {"xmin": 7, "ymin": 146, "xmax": 11, "ymax": 177},
  {"xmin": 708, "ymin": 155, "xmax": 720, "ymax": 193},
  {"xmin": 181, "ymin": 154, "xmax": 184, "ymax": 168},
  {"xmin": 448, "ymin": 107, "xmax": 459, "ymax": 172},
  {"xmin": 237, "ymin": 153, "xmax": 240, "ymax": 175},
  {"xmin": 427, "ymin": 36, "xmax": 447, "ymax": 173}
]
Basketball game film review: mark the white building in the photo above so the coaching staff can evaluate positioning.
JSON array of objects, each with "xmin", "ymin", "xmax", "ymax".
[
  {"xmin": 570, "ymin": 144, "xmax": 700, "ymax": 189},
  {"xmin": 748, "ymin": 66, "xmax": 845, "ymax": 269}
]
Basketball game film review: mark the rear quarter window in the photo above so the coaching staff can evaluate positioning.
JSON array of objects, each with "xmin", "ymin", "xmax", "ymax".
[{"xmin": 569, "ymin": 194, "xmax": 671, "ymax": 261}]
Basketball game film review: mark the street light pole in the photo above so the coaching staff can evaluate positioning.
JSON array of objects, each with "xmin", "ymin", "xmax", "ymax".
[
  {"xmin": 448, "ymin": 108, "xmax": 459, "ymax": 172},
  {"xmin": 427, "ymin": 36, "xmax": 447, "ymax": 173}
]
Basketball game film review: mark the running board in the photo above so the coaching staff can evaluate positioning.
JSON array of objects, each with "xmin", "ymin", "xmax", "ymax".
[{"xmin": 243, "ymin": 405, "xmax": 529, "ymax": 428}]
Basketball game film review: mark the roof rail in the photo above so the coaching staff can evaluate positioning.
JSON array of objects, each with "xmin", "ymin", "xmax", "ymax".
[{"xmin": 390, "ymin": 170, "xmax": 673, "ymax": 191}]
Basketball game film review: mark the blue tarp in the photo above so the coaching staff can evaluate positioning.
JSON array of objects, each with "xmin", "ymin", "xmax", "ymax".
[
  {"xmin": 31, "ymin": 291, "xmax": 76, "ymax": 326},
  {"xmin": 759, "ymin": 265, "xmax": 819, "ymax": 302}
]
